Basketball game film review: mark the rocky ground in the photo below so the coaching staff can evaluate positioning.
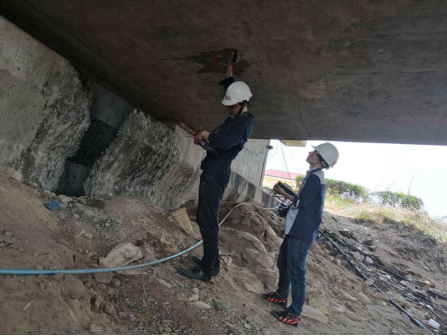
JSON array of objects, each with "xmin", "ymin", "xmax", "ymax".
[{"xmin": 1, "ymin": 167, "xmax": 446, "ymax": 335}]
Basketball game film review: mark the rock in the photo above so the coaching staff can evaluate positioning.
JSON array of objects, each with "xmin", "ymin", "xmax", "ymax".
[
  {"xmin": 157, "ymin": 279, "xmax": 172, "ymax": 288},
  {"xmin": 4, "ymin": 231, "xmax": 13, "ymax": 237},
  {"xmin": 388, "ymin": 293, "xmax": 411, "ymax": 309},
  {"xmin": 171, "ymin": 208, "xmax": 201, "ymax": 240},
  {"xmin": 187, "ymin": 294, "xmax": 199, "ymax": 302},
  {"xmin": 61, "ymin": 279, "xmax": 85, "ymax": 299},
  {"xmin": 73, "ymin": 213, "xmax": 80, "ymax": 219},
  {"xmin": 0, "ymin": 243, "xmax": 5, "ymax": 248},
  {"xmin": 329, "ymin": 302, "xmax": 346, "ymax": 314},
  {"xmin": 404, "ymin": 274, "xmax": 413, "ymax": 282},
  {"xmin": 244, "ymin": 323, "xmax": 251, "ymax": 329},
  {"xmin": 91, "ymin": 294, "xmax": 103, "ymax": 311},
  {"xmin": 244, "ymin": 278, "xmax": 264, "ymax": 294},
  {"xmin": 192, "ymin": 287, "xmax": 200, "ymax": 294},
  {"xmin": 351, "ymin": 252, "xmax": 363, "ymax": 261},
  {"xmin": 114, "ymin": 279, "xmax": 121, "ymax": 287},
  {"xmin": 0, "ymin": 167, "xmax": 22, "ymax": 181},
  {"xmin": 191, "ymin": 301, "xmax": 212, "ymax": 309},
  {"xmin": 368, "ymin": 245, "xmax": 378, "ymax": 252},
  {"xmin": 346, "ymin": 311, "xmax": 367, "ymax": 322},
  {"xmin": 100, "ymin": 243, "xmax": 143, "ymax": 268},
  {"xmin": 362, "ymin": 239, "xmax": 375, "ymax": 246},
  {"xmin": 102, "ymin": 302, "xmax": 116, "ymax": 314},
  {"xmin": 365, "ymin": 279, "xmax": 374, "ymax": 286},
  {"xmin": 343, "ymin": 293, "xmax": 358, "ymax": 302},
  {"xmin": 214, "ymin": 300, "xmax": 231, "ymax": 312},
  {"xmin": 372, "ymin": 292, "xmax": 389, "ymax": 301},
  {"xmin": 415, "ymin": 279, "xmax": 432, "ymax": 287},
  {"xmin": 309, "ymin": 299, "xmax": 330, "ymax": 316},
  {"xmin": 89, "ymin": 324, "xmax": 102, "ymax": 334},
  {"xmin": 143, "ymin": 247, "xmax": 156, "ymax": 261},
  {"xmin": 93, "ymin": 272, "xmax": 115, "ymax": 285},
  {"xmin": 74, "ymin": 203, "xmax": 108, "ymax": 223},
  {"xmin": 364, "ymin": 257, "xmax": 374, "ymax": 265},
  {"xmin": 107, "ymin": 288, "xmax": 114, "ymax": 296},
  {"xmin": 302, "ymin": 304, "xmax": 329, "ymax": 324},
  {"xmin": 58, "ymin": 195, "xmax": 73, "ymax": 206},
  {"xmin": 356, "ymin": 292, "xmax": 371, "ymax": 304},
  {"xmin": 26, "ymin": 182, "xmax": 38, "ymax": 189}
]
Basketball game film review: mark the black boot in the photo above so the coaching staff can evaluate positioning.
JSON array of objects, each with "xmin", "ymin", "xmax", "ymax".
[
  {"xmin": 193, "ymin": 256, "xmax": 220, "ymax": 276},
  {"xmin": 178, "ymin": 267, "xmax": 212, "ymax": 282}
]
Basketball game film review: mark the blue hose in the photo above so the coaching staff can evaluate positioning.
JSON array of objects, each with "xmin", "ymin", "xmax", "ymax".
[{"xmin": 0, "ymin": 202, "xmax": 279, "ymax": 275}]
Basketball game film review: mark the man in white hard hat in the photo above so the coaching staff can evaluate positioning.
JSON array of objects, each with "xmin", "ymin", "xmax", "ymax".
[
  {"xmin": 264, "ymin": 142, "xmax": 339, "ymax": 327},
  {"xmin": 179, "ymin": 51, "xmax": 254, "ymax": 282}
]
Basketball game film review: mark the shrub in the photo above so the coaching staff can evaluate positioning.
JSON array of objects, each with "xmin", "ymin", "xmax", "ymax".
[
  {"xmin": 373, "ymin": 191, "xmax": 424, "ymax": 211},
  {"xmin": 326, "ymin": 179, "xmax": 369, "ymax": 202}
]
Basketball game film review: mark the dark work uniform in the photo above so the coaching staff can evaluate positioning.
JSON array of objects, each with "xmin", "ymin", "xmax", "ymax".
[{"xmin": 197, "ymin": 79, "xmax": 254, "ymax": 275}]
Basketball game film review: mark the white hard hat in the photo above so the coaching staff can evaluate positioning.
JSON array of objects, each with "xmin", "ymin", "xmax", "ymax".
[
  {"xmin": 312, "ymin": 142, "xmax": 339, "ymax": 168},
  {"xmin": 221, "ymin": 81, "xmax": 252, "ymax": 106}
]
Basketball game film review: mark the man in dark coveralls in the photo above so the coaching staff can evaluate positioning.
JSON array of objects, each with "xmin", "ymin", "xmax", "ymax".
[{"xmin": 178, "ymin": 52, "xmax": 254, "ymax": 282}]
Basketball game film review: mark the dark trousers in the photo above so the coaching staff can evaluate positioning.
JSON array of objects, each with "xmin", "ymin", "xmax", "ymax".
[
  {"xmin": 276, "ymin": 235, "xmax": 310, "ymax": 316},
  {"xmin": 196, "ymin": 171, "xmax": 228, "ymax": 275}
]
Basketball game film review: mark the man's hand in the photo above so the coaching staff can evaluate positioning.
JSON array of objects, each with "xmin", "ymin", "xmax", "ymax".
[
  {"xmin": 226, "ymin": 51, "xmax": 240, "ymax": 78},
  {"xmin": 195, "ymin": 130, "xmax": 210, "ymax": 142},
  {"xmin": 228, "ymin": 51, "xmax": 240, "ymax": 66}
]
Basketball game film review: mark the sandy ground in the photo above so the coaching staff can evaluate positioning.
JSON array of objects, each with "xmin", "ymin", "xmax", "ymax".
[{"xmin": 1, "ymin": 169, "xmax": 446, "ymax": 334}]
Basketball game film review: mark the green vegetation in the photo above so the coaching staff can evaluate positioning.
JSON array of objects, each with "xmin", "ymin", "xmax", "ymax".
[
  {"xmin": 373, "ymin": 191, "xmax": 424, "ymax": 211},
  {"xmin": 326, "ymin": 179, "xmax": 369, "ymax": 202},
  {"xmin": 296, "ymin": 174, "xmax": 443, "ymax": 244},
  {"xmin": 326, "ymin": 195, "xmax": 447, "ymax": 245}
]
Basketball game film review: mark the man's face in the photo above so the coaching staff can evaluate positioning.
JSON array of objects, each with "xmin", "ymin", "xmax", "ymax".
[
  {"xmin": 227, "ymin": 102, "xmax": 244, "ymax": 117},
  {"xmin": 306, "ymin": 150, "xmax": 320, "ymax": 165}
]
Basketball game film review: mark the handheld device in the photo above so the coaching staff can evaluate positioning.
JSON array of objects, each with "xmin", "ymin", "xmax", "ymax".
[
  {"xmin": 196, "ymin": 140, "xmax": 219, "ymax": 157},
  {"xmin": 277, "ymin": 181, "xmax": 297, "ymax": 197}
]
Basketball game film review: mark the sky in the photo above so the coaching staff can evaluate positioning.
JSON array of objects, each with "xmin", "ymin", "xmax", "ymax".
[{"xmin": 265, "ymin": 140, "xmax": 447, "ymax": 219}]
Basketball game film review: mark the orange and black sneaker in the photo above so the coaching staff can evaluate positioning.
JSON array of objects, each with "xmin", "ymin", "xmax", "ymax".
[
  {"xmin": 270, "ymin": 310, "xmax": 301, "ymax": 327},
  {"xmin": 263, "ymin": 292, "xmax": 287, "ymax": 309}
]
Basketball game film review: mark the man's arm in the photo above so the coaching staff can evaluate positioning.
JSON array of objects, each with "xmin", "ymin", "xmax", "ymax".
[{"xmin": 207, "ymin": 123, "xmax": 247, "ymax": 150}]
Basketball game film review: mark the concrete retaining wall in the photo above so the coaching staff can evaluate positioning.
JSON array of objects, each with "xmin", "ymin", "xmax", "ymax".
[
  {"xmin": 0, "ymin": 17, "xmax": 277, "ymax": 210},
  {"xmin": 0, "ymin": 16, "xmax": 91, "ymax": 191}
]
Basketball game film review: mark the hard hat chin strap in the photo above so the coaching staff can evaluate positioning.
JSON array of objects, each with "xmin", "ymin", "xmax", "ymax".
[{"xmin": 235, "ymin": 101, "xmax": 247, "ymax": 118}]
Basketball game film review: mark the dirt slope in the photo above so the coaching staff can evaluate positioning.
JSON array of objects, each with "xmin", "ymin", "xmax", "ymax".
[{"xmin": 1, "ymin": 169, "xmax": 446, "ymax": 334}]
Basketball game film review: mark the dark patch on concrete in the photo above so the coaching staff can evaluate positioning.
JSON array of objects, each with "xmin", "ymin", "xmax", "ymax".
[
  {"xmin": 56, "ymin": 161, "xmax": 89, "ymax": 196},
  {"xmin": 69, "ymin": 117, "xmax": 119, "ymax": 167},
  {"xmin": 171, "ymin": 49, "xmax": 249, "ymax": 75},
  {"xmin": 243, "ymin": 181, "xmax": 257, "ymax": 203}
]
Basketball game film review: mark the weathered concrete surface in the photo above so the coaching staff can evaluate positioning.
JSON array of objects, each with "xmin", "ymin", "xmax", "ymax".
[
  {"xmin": 0, "ymin": 17, "xmax": 277, "ymax": 209},
  {"xmin": 1, "ymin": 2, "xmax": 447, "ymax": 145},
  {"xmin": 0, "ymin": 17, "xmax": 90, "ymax": 190},
  {"xmin": 84, "ymin": 110, "xmax": 199, "ymax": 209},
  {"xmin": 84, "ymin": 113, "xmax": 275, "ymax": 210}
]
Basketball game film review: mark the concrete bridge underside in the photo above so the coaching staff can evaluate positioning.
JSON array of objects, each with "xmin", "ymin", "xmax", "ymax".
[{"xmin": 1, "ymin": 0, "xmax": 447, "ymax": 145}]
